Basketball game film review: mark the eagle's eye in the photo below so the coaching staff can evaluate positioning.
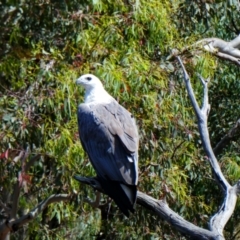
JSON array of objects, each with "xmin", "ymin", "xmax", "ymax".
[{"xmin": 86, "ymin": 77, "xmax": 92, "ymax": 81}]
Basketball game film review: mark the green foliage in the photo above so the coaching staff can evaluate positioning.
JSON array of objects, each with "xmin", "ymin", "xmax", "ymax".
[
  {"xmin": 175, "ymin": 0, "xmax": 240, "ymax": 39},
  {"xmin": 1, "ymin": 0, "xmax": 240, "ymax": 239}
]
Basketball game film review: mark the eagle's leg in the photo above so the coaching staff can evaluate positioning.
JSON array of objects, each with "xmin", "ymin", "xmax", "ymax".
[{"xmin": 85, "ymin": 191, "xmax": 101, "ymax": 208}]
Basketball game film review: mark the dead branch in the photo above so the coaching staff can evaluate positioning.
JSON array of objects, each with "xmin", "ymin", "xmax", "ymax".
[
  {"xmin": 177, "ymin": 56, "xmax": 240, "ymax": 239},
  {"xmin": 74, "ymin": 176, "xmax": 219, "ymax": 240},
  {"xmin": 0, "ymin": 194, "xmax": 73, "ymax": 240},
  {"xmin": 168, "ymin": 35, "xmax": 240, "ymax": 67}
]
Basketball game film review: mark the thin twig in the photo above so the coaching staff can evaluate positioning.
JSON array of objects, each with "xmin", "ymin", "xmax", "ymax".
[
  {"xmin": 0, "ymin": 193, "xmax": 74, "ymax": 239},
  {"xmin": 170, "ymin": 140, "xmax": 185, "ymax": 161},
  {"xmin": 25, "ymin": 154, "xmax": 41, "ymax": 172},
  {"xmin": 214, "ymin": 119, "xmax": 240, "ymax": 156}
]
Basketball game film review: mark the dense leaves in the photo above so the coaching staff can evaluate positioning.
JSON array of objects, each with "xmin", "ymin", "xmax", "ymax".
[{"xmin": 1, "ymin": 0, "xmax": 240, "ymax": 239}]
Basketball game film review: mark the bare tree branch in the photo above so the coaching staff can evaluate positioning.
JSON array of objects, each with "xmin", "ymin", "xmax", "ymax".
[
  {"xmin": 137, "ymin": 192, "xmax": 219, "ymax": 240},
  {"xmin": 228, "ymin": 34, "xmax": 240, "ymax": 49},
  {"xmin": 194, "ymin": 35, "xmax": 240, "ymax": 66},
  {"xmin": 177, "ymin": 58, "xmax": 201, "ymax": 116},
  {"xmin": 213, "ymin": 51, "xmax": 240, "ymax": 66},
  {"xmin": 168, "ymin": 35, "xmax": 240, "ymax": 67},
  {"xmin": 177, "ymin": 56, "xmax": 240, "ymax": 238},
  {"xmin": 0, "ymin": 194, "xmax": 73, "ymax": 239},
  {"xmin": 74, "ymin": 176, "xmax": 220, "ymax": 240},
  {"xmin": 214, "ymin": 119, "xmax": 240, "ymax": 156},
  {"xmin": 210, "ymin": 181, "xmax": 240, "ymax": 235},
  {"xmin": 196, "ymin": 36, "xmax": 240, "ymax": 58},
  {"xmin": 197, "ymin": 74, "xmax": 210, "ymax": 115},
  {"xmin": 177, "ymin": 56, "xmax": 230, "ymax": 191}
]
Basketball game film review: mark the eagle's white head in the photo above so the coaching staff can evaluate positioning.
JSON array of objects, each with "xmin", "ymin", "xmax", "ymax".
[
  {"xmin": 76, "ymin": 74, "xmax": 113, "ymax": 104},
  {"xmin": 76, "ymin": 74, "xmax": 103, "ymax": 90}
]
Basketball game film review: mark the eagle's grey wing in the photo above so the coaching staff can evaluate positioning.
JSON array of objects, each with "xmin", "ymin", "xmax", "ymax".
[
  {"xmin": 103, "ymin": 101, "xmax": 138, "ymax": 184},
  {"xmin": 104, "ymin": 102, "xmax": 139, "ymax": 153},
  {"xmin": 77, "ymin": 101, "xmax": 138, "ymax": 186}
]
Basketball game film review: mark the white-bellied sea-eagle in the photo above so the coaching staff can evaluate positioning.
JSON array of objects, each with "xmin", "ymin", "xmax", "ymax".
[{"xmin": 76, "ymin": 74, "xmax": 139, "ymax": 217}]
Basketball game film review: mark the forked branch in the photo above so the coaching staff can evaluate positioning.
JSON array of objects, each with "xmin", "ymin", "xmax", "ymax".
[
  {"xmin": 177, "ymin": 56, "xmax": 240, "ymax": 238},
  {"xmin": 177, "ymin": 56, "xmax": 229, "ymax": 191}
]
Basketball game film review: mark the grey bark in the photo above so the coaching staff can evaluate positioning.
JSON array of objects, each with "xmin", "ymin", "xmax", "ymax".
[
  {"xmin": 168, "ymin": 35, "xmax": 240, "ymax": 67},
  {"xmin": 177, "ymin": 57, "xmax": 240, "ymax": 239},
  {"xmin": 74, "ymin": 176, "xmax": 222, "ymax": 240}
]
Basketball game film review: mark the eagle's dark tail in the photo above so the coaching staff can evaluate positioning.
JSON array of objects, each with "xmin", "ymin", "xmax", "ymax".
[{"xmin": 98, "ymin": 178, "xmax": 137, "ymax": 217}]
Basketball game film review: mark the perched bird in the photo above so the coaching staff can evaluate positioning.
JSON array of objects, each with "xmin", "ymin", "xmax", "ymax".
[{"xmin": 76, "ymin": 74, "xmax": 139, "ymax": 217}]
